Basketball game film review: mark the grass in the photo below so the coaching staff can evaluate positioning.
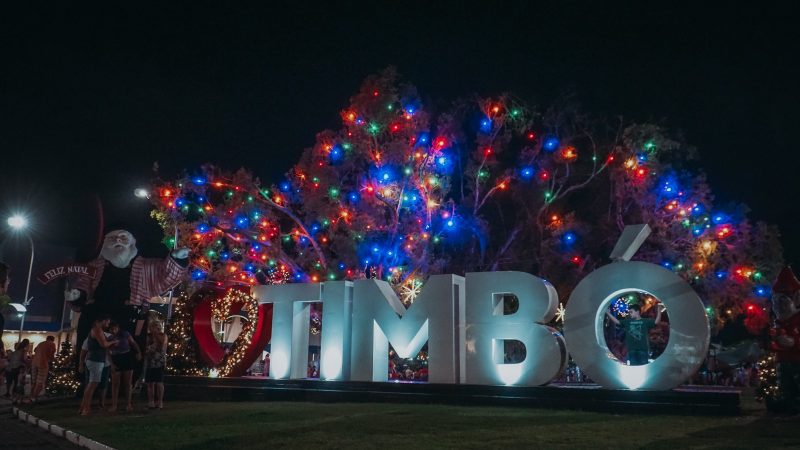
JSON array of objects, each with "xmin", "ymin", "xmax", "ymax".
[{"xmin": 22, "ymin": 392, "xmax": 800, "ymax": 449}]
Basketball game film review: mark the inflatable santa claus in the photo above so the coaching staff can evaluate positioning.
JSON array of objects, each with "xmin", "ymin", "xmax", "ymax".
[
  {"xmin": 66, "ymin": 228, "xmax": 188, "ymax": 352},
  {"xmin": 770, "ymin": 266, "xmax": 800, "ymax": 413}
]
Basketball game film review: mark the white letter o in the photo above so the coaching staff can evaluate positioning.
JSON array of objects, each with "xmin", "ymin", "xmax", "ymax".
[{"xmin": 564, "ymin": 261, "xmax": 710, "ymax": 390}]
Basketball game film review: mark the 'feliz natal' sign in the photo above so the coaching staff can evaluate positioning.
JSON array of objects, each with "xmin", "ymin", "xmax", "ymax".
[
  {"xmin": 37, "ymin": 264, "xmax": 97, "ymax": 284},
  {"xmin": 250, "ymin": 225, "xmax": 710, "ymax": 391}
]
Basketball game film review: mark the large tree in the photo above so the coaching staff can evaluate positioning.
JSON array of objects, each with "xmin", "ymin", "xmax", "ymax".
[{"xmin": 150, "ymin": 69, "xmax": 782, "ymax": 331}]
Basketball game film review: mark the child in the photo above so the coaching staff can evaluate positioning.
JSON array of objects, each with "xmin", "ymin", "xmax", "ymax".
[
  {"xmin": 606, "ymin": 303, "xmax": 665, "ymax": 366},
  {"xmin": 145, "ymin": 320, "xmax": 168, "ymax": 409}
]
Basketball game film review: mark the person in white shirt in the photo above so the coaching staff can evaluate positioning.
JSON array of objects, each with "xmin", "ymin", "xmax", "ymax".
[{"xmin": 79, "ymin": 329, "xmax": 114, "ymax": 411}]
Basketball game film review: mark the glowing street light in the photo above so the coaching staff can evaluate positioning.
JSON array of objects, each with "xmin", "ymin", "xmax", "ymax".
[
  {"xmin": 7, "ymin": 214, "xmax": 28, "ymax": 230},
  {"xmin": 134, "ymin": 188, "xmax": 150, "ymax": 199},
  {"xmin": 6, "ymin": 214, "xmax": 34, "ymax": 342}
]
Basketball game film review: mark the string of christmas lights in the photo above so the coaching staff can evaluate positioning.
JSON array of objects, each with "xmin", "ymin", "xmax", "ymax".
[
  {"xmin": 215, "ymin": 289, "xmax": 259, "ymax": 377},
  {"xmin": 756, "ymin": 354, "xmax": 778, "ymax": 403},
  {"xmin": 45, "ymin": 340, "xmax": 80, "ymax": 396},
  {"xmin": 166, "ymin": 292, "xmax": 209, "ymax": 376}
]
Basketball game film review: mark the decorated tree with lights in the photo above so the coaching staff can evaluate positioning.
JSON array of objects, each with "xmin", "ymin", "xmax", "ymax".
[
  {"xmin": 46, "ymin": 340, "xmax": 80, "ymax": 396},
  {"xmin": 165, "ymin": 293, "xmax": 209, "ymax": 376},
  {"xmin": 149, "ymin": 68, "xmax": 782, "ymax": 335},
  {"xmin": 601, "ymin": 125, "xmax": 782, "ymax": 332},
  {"xmin": 148, "ymin": 70, "xmax": 611, "ymax": 301}
]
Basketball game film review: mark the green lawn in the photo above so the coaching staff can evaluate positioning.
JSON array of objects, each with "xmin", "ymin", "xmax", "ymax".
[{"xmin": 23, "ymin": 394, "xmax": 800, "ymax": 449}]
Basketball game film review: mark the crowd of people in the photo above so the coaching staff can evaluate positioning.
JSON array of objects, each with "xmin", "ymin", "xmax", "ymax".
[
  {"xmin": 388, "ymin": 353, "xmax": 429, "ymax": 382},
  {"xmin": 0, "ymin": 317, "xmax": 169, "ymax": 415},
  {"xmin": 691, "ymin": 362, "xmax": 759, "ymax": 387},
  {"xmin": 1, "ymin": 336, "xmax": 57, "ymax": 404},
  {"xmin": 1, "ymin": 258, "xmax": 170, "ymax": 415},
  {"xmin": 76, "ymin": 316, "xmax": 168, "ymax": 415}
]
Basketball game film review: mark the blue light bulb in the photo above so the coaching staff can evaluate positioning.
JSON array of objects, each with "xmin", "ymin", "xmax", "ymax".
[
  {"xmin": 520, "ymin": 166, "xmax": 534, "ymax": 179},
  {"xmin": 479, "ymin": 117, "xmax": 492, "ymax": 132},
  {"xmin": 543, "ymin": 136, "xmax": 559, "ymax": 152}
]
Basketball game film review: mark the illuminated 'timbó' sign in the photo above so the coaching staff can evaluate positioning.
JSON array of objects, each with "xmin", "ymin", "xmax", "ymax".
[{"xmin": 252, "ymin": 225, "xmax": 710, "ymax": 390}]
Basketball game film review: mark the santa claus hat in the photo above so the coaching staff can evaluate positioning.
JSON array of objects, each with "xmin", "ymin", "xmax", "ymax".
[
  {"xmin": 103, "ymin": 221, "xmax": 134, "ymax": 236},
  {"xmin": 772, "ymin": 266, "xmax": 800, "ymax": 295}
]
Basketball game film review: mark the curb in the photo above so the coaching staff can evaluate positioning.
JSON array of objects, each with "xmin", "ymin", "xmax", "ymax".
[{"xmin": 10, "ymin": 406, "xmax": 116, "ymax": 450}]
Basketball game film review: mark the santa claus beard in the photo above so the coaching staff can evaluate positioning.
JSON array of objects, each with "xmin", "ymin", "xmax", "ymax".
[{"xmin": 101, "ymin": 242, "xmax": 138, "ymax": 268}]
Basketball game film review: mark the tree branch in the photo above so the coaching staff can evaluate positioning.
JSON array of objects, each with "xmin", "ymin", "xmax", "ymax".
[
  {"xmin": 489, "ymin": 226, "xmax": 521, "ymax": 271},
  {"xmin": 256, "ymin": 191, "xmax": 328, "ymax": 270}
]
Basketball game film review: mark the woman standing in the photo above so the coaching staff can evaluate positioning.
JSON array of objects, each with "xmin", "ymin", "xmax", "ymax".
[
  {"xmin": 108, "ymin": 321, "xmax": 141, "ymax": 412},
  {"xmin": 145, "ymin": 320, "xmax": 167, "ymax": 409},
  {"xmin": 78, "ymin": 316, "xmax": 116, "ymax": 415},
  {"xmin": 0, "ymin": 347, "xmax": 8, "ymax": 396},
  {"xmin": 0, "ymin": 262, "xmax": 10, "ymax": 343},
  {"xmin": 7, "ymin": 339, "xmax": 30, "ymax": 405}
]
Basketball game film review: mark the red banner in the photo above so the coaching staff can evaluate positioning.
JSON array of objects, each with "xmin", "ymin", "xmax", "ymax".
[{"xmin": 37, "ymin": 264, "xmax": 97, "ymax": 284}]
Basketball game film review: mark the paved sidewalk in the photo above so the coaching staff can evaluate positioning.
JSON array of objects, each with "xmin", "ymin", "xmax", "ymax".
[{"xmin": 0, "ymin": 399, "xmax": 80, "ymax": 449}]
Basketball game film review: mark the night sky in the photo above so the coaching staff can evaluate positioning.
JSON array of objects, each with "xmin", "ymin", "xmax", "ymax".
[{"xmin": 2, "ymin": 3, "xmax": 799, "ymax": 265}]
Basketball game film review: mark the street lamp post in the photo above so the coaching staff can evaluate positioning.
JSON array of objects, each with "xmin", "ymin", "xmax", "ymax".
[{"xmin": 7, "ymin": 214, "xmax": 34, "ymax": 342}]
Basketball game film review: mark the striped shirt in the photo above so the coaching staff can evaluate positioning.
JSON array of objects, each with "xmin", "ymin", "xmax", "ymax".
[{"xmin": 74, "ymin": 255, "xmax": 186, "ymax": 308}]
